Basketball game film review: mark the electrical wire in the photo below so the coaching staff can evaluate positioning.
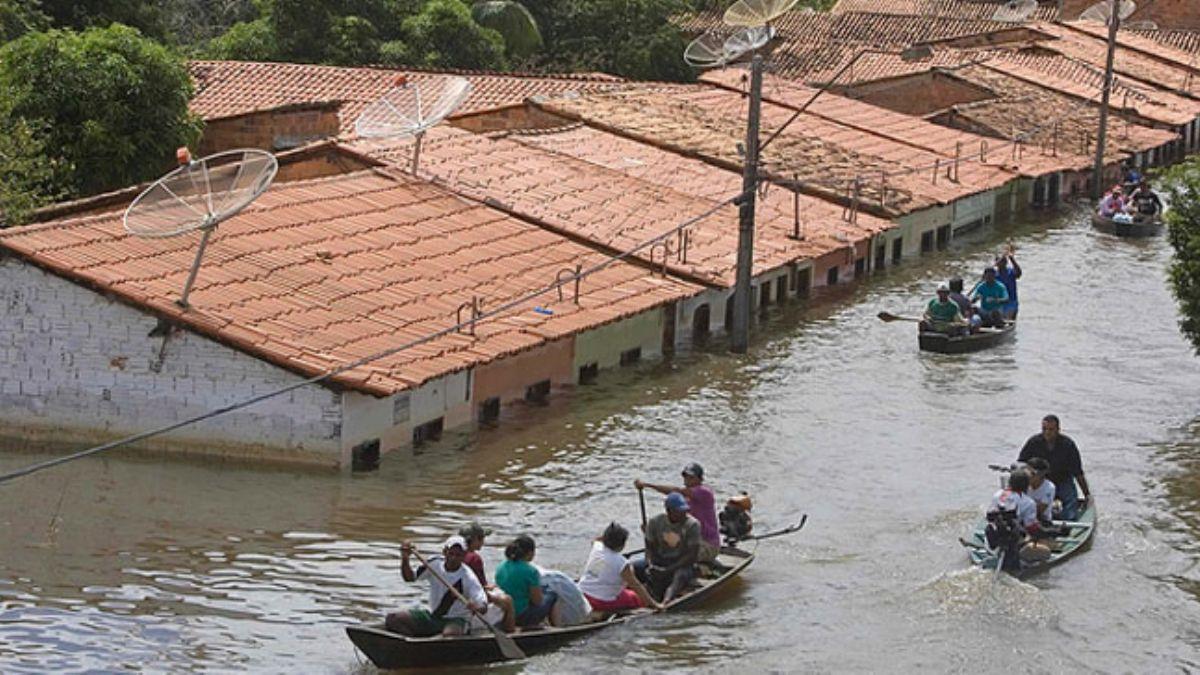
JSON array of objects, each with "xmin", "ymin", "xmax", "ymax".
[{"xmin": 0, "ymin": 194, "xmax": 738, "ymax": 486}]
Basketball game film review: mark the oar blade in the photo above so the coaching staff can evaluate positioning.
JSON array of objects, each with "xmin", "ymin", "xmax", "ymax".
[
  {"xmin": 877, "ymin": 311, "xmax": 898, "ymax": 322},
  {"xmin": 494, "ymin": 629, "xmax": 526, "ymax": 660}
]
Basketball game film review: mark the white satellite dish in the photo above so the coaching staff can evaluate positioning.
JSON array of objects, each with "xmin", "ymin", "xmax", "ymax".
[
  {"xmin": 355, "ymin": 75, "xmax": 471, "ymax": 173},
  {"xmin": 123, "ymin": 147, "xmax": 278, "ymax": 308},
  {"xmin": 685, "ymin": 33, "xmax": 731, "ymax": 68},
  {"xmin": 991, "ymin": 0, "xmax": 1039, "ymax": 22},
  {"xmin": 724, "ymin": 0, "xmax": 801, "ymax": 27},
  {"xmin": 1078, "ymin": 0, "xmax": 1136, "ymax": 24},
  {"xmin": 724, "ymin": 25, "xmax": 775, "ymax": 60}
]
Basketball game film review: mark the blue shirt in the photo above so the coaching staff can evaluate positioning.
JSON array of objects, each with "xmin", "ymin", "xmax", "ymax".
[
  {"xmin": 970, "ymin": 279, "xmax": 1009, "ymax": 313},
  {"xmin": 995, "ymin": 264, "xmax": 1019, "ymax": 307}
]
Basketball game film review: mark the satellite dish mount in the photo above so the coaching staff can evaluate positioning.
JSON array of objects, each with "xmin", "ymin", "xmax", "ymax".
[{"xmin": 123, "ymin": 148, "xmax": 279, "ymax": 309}]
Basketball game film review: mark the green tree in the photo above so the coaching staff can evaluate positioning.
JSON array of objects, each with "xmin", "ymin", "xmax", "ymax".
[
  {"xmin": 403, "ymin": 0, "xmax": 506, "ymax": 70},
  {"xmin": 0, "ymin": 0, "xmax": 48, "ymax": 41},
  {"xmin": 39, "ymin": 0, "xmax": 169, "ymax": 40},
  {"xmin": 204, "ymin": 17, "xmax": 278, "ymax": 60},
  {"xmin": 471, "ymin": 1, "xmax": 542, "ymax": 60},
  {"xmin": 328, "ymin": 14, "xmax": 383, "ymax": 65},
  {"xmin": 1164, "ymin": 157, "xmax": 1200, "ymax": 353},
  {"xmin": 0, "ymin": 117, "xmax": 67, "ymax": 226},
  {"xmin": 0, "ymin": 25, "xmax": 202, "ymax": 197}
]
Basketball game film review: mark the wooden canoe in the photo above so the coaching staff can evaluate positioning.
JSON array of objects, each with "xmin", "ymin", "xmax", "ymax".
[
  {"xmin": 918, "ymin": 322, "xmax": 1015, "ymax": 354},
  {"xmin": 346, "ymin": 547, "xmax": 754, "ymax": 669},
  {"xmin": 963, "ymin": 498, "xmax": 1096, "ymax": 579},
  {"xmin": 1091, "ymin": 212, "xmax": 1162, "ymax": 237}
]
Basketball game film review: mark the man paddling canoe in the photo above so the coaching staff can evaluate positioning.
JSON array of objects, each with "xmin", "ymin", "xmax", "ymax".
[
  {"xmin": 388, "ymin": 536, "xmax": 505, "ymax": 637},
  {"xmin": 635, "ymin": 462, "xmax": 721, "ymax": 561}
]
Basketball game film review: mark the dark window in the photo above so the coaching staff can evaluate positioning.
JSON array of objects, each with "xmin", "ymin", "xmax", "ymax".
[
  {"xmin": 826, "ymin": 265, "xmax": 839, "ymax": 285},
  {"xmin": 413, "ymin": 418, "xmax": 443, "ymax": 445},
  {"xmin": 759, "ymin": 280, "xmax": 771, "ymax": 308},
  {"xmin": 776, "ymin": 277, "xmax": 786, "ymax": 302},
  {"xmin": 936, "ymin": 225, "xmax": 951, "ymax": 250},
  {"xmin": 692, "ymin": 305, "xmax": 711, "ymax": 344},
  {"xmin": 854, "ymin": 257, "xmax": 866, "ymax": 276},
  {"xmin": 920, "ymin": 230, "xmax": 935, "ymax": 253},
  {"xmin": 620, "ymin": 347, "xmax": 642, "ymax": 366},
  {"xmin": 351, "ymin": 439, "xmax": 380, "ymax": 472},
  {"xmin": 479, "ymin": 397, "xmax": 500, "ymax": 425},
  {"xmin": 796, "ymin": 268, "xmax": 811, "ymax": 296},
  {"xmin": 724, "ymin": 296, "xmax": 734, "ymax": 331},
  {"xmin": 525, "ymin": 379, "xmax": 551, "ymax": 404},
  {"xmin": 891, "ymin": 237, "xmax": 903, "ymax": 264},
  {"xmin": 578, "ymin": 362, "xmax": 599, "ymax": 384}
]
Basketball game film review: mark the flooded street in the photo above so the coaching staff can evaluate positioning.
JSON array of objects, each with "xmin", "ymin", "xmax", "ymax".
[{"xmin": 3, "ymin": 205, "xmax": 1200, "ymax": 673}]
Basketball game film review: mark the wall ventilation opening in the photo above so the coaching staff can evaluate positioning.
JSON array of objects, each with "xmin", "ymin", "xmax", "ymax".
[
  {"xmin": 891, "ymin": 237, "xmax": 903, "ymax": 264},
  {"xmin": 479, "ymin": 397, "xmax": 500, "ymax": 425},
  {"xmin": 826, "ymin": 265, "xmax": 839, "ymax": 286},
  {"xmin": 619, "ymin": 347, "xmax": 642, "ymax": 366},
  {"xmin": 578, "ymin": 362, "xmax": 599, "ymax": 384},
  {"xmin": 525, "ymin": 379, "xmax": 551, "ymax": 404},
  {"xmin": 413, "ymin": 418, "xmax": 443, "ymax": 446},
  {"xmin": 351, "ymin": 438, "xmax": 381, "ymax": 472}
]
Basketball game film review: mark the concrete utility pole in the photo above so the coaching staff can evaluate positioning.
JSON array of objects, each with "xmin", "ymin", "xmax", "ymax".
[
  {"xmin": 731, "ymin": 56, "xmax": 764, "ymax": 354},
  {"xmin": 1092, "ymin": 0, "xmax": 1121, "ymax": 199}
]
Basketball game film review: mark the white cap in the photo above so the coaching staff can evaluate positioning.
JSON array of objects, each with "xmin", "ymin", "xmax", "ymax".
[
  {"xmin": 937, "ymin": 283, "xmax": 950, "ymax": 292},
  {"xmin": 443, "ymin": 535, "xmax": 467, "ymax": 550}
]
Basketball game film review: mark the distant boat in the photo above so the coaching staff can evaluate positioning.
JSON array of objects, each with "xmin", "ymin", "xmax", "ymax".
[
  {"xmin": 918, "ymin": 323, "xmax": 1015, "ymax": 354},
  {"xmin": 1092, "ymin": 212, "xmax": 1162, "ymax": 238}
]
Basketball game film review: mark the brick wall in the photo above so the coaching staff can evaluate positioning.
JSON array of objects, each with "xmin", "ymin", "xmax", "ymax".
[
  {"xmin": 198, "ymin": 105, "xmax": 341, "ymax": 155},
  {"xmin": 842, "ymin": 73, "xmax": 996, "ymax": 117},
  {"xmin": 451, "ymin": 105, "xmax": 575, "ymax": 133},
  {"xmin": 0, "ymin": 257, "xmax": 344, "ymax": 465}
]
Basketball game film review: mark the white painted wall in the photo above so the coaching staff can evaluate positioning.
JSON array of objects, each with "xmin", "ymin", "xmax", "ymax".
[
  {"xmin": 0, "ymin": 257, "xmax": 342, "ymax": 464},
  {"xmin": 341, "ymin": 371, "xmax": 473, "ymax": 457}
]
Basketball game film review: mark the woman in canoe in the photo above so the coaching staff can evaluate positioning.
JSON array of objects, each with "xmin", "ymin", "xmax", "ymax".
[
  {"xmin": 578, "ymin": 522, "xmax": 662, "ymax": 616},
  {"xmin": 495, "ymin": 535, "xmax": 560, "ymax": 628}
]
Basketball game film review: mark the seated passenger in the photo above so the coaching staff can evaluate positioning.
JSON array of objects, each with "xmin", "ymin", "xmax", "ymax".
[
  {"xmin": 459, "ymin": 522, "xmax": 515, "ymax": 632},
  {"xmin": 578, "ymin": 522, "xmax": 662, "ymax": 615},
  {"xmin": 1129, "ymin": 181, "xmax": 1163, "ymax": 220},
  {"xmin": 988, "ymin": 470, "xmax": 1050, "ymax": 565},
  {"xmin": 1024, "ymin": 457, "xmax": 1057, "ymax": 528},
  {"xmin": 1098, "ymin": 187, "xmax": 1124, "ymax": 218},
  {"xmin": 536, "ymin": 567, "xmax": 592, "ymax": 626},
  {"xmin": 948, "ymin": 277, "xmax": 981, "ymax": 331},
  {"xmin": 920, "ymin": 283, "xmax": 967, "ymax": 336},
  {"xmin": 969, "ymin": 267, "xmax": 1010, "ymax": 328},
  {"xmin": 633, "ymin": 492, "xmax": 701, "ymax": 603},
  {"xmin": 495, "ymin": 535, "xmax": 559, "ymax": 628},
  {"xmin": 387, "ymin": 536, "xmax": 497, "ymax": 637}
]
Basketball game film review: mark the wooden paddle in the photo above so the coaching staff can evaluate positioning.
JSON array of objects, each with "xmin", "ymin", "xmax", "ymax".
[
  {"xmin": 638, "ymin": 487, "xmax": 648, "ymax": 531},
  {"xmin": 409, "ymin": 548, "xmax": 526, "ymax": 661},
  {"xmin": 877, "ymin": 311, "xmax": 921, "ymax": 323}
]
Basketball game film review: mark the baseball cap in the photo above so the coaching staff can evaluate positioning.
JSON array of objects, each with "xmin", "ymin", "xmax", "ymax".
[
  {"xmin": 458, "ymin": 522, "xmax": 492, "ymax": 539},
  {"xmin": 681, "ymin": 462, "xmax": 704, "ymax": 479},
  {"xmin": 443, "ymin": 535, "xmax": 468, "ymax": 551},
  {"xmin": 665, "ymin": 492, "xmax": 690, "ymax": 511},
  {"xmin": 937, "ymin": 283, "xmax": 949, "ymax": 292}
]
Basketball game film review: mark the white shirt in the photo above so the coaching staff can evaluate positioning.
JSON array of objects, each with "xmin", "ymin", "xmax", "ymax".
[
  {"xmin": 990, "ymin": 488, "xmax": 1038, "ymax": 530},
  {"xmin": 577, "ymin": 541, "xmax": 628, "ymax": 601},
  {"xmin": 415, "ymin": 556, "xmax": 487, "ymax": 619},
  {"xmin": 1027, "ymin": 478, "xmax": 1056, "ymax": 522}
]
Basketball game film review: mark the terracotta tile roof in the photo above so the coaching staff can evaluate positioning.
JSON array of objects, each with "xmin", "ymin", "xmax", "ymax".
[
  {"xmin": 188, "ymin": 60, "xmax": 628, "ymax": 134},
  {"xmin": 501, "ymin": 123, "xmax": 892, "ymax": 254},
  {"xmin": 529, "ymin": 84, "xmax": 1015, "ymax": 217},
  {"xmin": 1063, "ymin": 21, "xmax": 1200, "ymax": 72},
  {"xmin": 829, "ymin": 0, "xmax": 1060, "ymax": 22},
  {"xmin": 701, "ymin": 68, "xmax": 1075, "ymax": 176},
  {"xmin": 347, "ymin": 127, "xmax": 877, "ymax": 287},
  {"xmin": 983, "ymin": 49, "xmax": 1200, "ymax": 125},
  {"xmin": 939, "ymin": 63, "xmax": 1179, "ymax": 163},
  {"xmin": 680, "ymin": 8, "xmax": 1016, "ymax": 42},
  {"xmin": 1032, "ymin": 22, "xmax": 1200, "ymax": 98},
  {"xmin": 1130, "ymin": 29, "xmax": 1200, "ymax": 55},
  {"xmin": 0, "ymin": 170, "xmax": 699, "ymax": 395}
]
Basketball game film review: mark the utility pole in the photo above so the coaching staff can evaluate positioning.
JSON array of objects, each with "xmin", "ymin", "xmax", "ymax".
[
  {"xmin": 1092, "ymin": 0, "xmax": 1121, "ymax": 199},
  {"xmin": 731, "ymin": 56, "xmax": 763, "ymax": 354}
]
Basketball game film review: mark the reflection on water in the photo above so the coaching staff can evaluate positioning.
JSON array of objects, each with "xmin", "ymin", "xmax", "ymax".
[{"xmin": 4, "ymin": 207, "xmax": 1200, "ymax": 672}]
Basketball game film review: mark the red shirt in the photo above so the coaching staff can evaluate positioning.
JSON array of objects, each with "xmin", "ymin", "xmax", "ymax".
[{"xmin": 464, "ymin": 550, "xmax": 487, "ymax": 586}]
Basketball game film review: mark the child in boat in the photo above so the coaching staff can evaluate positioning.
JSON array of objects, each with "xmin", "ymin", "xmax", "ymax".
[{"xmin": 578, "ymin": 522, "xmax": 661, "ymax": 616}]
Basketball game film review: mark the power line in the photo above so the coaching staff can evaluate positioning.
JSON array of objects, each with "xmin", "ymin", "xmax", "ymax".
[{"xmin": 0, "ymin": 192, "xmax": 738, "ymax": 486}]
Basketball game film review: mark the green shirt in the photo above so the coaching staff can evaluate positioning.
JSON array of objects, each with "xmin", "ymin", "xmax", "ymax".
[
  {"xmin": 495, "ymin": 558, "xmax": 541, "ymax": 615},
  {"xmin": 926, "ymin": 298, "xmax": 962, "ymax": 324},
  {"xmin": 645, "ymin": 513, "xmax": 701, "ymax": 567}
]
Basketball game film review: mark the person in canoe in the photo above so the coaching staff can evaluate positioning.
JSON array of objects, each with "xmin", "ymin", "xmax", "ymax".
[
  {"xmin": 969, "ymin": 267, "xmax": 1009, "ymax": 328},
  {"xmin": 388, "ymin": 535, "xmax": 503, "ymax": 637},
  {"xmin": 1024, "ymin": 457, "xmax": 1057, "ymax": 528},
  {"xmin": 495, "ymin": 534, "xmax": 561, "ymax": 629},
  {"xmin": 633, "ymin": 492, "xmax": 702, "ymax": 603},
  {"xmin": 994, "ymin": 246, "xmax": 1021, "ymax": 320},
  {"xmin": 1128, "ymin": 181, "xmax": 1163, "ymax": 221},
  {"xmin": 634, "ymin": 462, "xmax": 721, "ymax": 562},
  {"xmin": 1098, "ymin": 185, "xmax": 1125, "ymax": 218},
  {"xmin": 947, "ymin": 277, "xmax": 981, "ymax": 332},
  {"xmin": 987, "ymin": 469, "xmax": 1050, "ymax": 567},
  {"xmin": 578, "ymin": 522, "xmax": 662, "ymax": 616},
  {"xmin": 919, "ymin": 283, "xmax": 968, "ymax": 336},
  {"xmin": 1017, "ymin": 414, "xmax": 1091, "ymax": 521},
  {"xmin": 459, "ymin": 522, "xmax": 516, "ymax": 631}
]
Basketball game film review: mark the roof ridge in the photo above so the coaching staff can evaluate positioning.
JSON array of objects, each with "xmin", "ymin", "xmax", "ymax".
[{"xmin": 188, "ymin": 59, "xmax": 624, "ymax": 83}]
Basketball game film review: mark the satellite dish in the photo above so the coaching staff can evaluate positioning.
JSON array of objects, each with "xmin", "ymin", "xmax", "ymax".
[
  {"xmin": 724, "ymin": 0, "xmax": 801, "ymax": 27},
  {"xmin": 123, "ymin": 148, "xmax": 278, "ymax": 308},
  {"xmin": 354, "ymin": 75, "xmax": 472, "ymax": 172},
  {"xmin": 991, "ymin": 0, "xmax": 1038, "ymax": 22},
  {"xmin": 1078, "ymin": 0, "xmax": 1136, "ymax": 24},
  {"xmin": 724, "ymin": 25, "xmax": 775, "ymax": 60},
  {"xmin": 685, "ymin": 33, "xmax": 731, "ymax": 68}
]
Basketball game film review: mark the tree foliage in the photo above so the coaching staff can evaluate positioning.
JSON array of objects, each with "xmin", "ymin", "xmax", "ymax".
[
  {"xmin": 1163, "ymin": 158, "xmax": 1200, "ymax": 353},
  {"xmin": 0, "ymin": 117, "xmax": 67, "ymax": 226},
  {"xmin": 0, "ymin": 24, "xmax": 202, "ymax": 197},
  {"xmin": 402, "ymin": 0, "xmax": 506, "ymax": 69},
  {"xmin": 472, "ymin": 1, "xmax": 542, "ymax": 60},
  {"xmin": 0, "ymin": 0, "xmax": 48, "ymax": 41},
  {"xmin": 39, "ymin": 0, "xmax": 170, "ymax": 40}
]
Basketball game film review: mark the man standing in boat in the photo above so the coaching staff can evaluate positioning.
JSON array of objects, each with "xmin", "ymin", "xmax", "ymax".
[
  {"xmin": 1017, "ymin": 415, "xmax": 1091, "ymax": 521},
  {"xmin": 635, "ymin": 463, "xmax": 721, "ymax": 561},
  {"xmin": 994, "ymin": 246, "xmax": 1021, "ymax": 320}
]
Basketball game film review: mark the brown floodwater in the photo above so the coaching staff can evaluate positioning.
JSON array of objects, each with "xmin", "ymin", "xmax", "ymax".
[{"xmin": 3, "ymin": 206, "xmax": 1200, "ymax": 673}]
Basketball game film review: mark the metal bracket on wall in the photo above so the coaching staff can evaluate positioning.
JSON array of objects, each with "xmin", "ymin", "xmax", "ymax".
[{"xmin": 147, "ymin": 318, "xmax": 176, "ymax": 374}]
